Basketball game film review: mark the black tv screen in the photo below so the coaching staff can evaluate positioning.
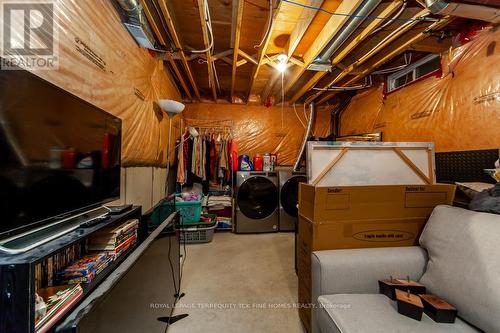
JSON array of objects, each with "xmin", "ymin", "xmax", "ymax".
[{"xmin": 0, "ymin": 67, "xmax": 121, "ymax": 239}]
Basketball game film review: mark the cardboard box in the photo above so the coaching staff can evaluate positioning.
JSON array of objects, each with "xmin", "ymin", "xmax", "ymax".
[
  {"xmin": 297, "ymin": 183, "xmax": 456, "ymax": 332},
  {"xmin": 299, "ymin": 184, "xmax": 456, "ymax": 222},
  {"xmin": 299, "ymin": 215, "xmax": 428, "ymax": 251}
]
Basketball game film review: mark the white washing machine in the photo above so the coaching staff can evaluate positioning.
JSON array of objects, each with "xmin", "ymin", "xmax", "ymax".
[
  {"xmin": 279, "ymin": 170, "xmax": 307, "ymax": 231},
  {"xmin": 235, "ymin": 171, "xmax": 279, "ymax": 233}
]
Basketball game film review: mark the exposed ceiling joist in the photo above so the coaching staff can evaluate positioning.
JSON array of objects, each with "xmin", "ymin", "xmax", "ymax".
[
  {"xmin": 197, "ymin": 0, "xmax": 217, "ymax": 101},
  {"xmin": 236, "ymin": 59, "xmax": 248, "ymax": 67},
  {"xmin": 409, "ymin": 37, "xmax": 452, "ymax": 53},
  {"xmin": 290, "ymin": 0, "xmax": 404, "ymax": 103},
  {"xmin": 179, "ymin": 49, "xmax": 233, "ymax": 64},
  {"xmin": 246, "ymin": 0, "xmax": 284, "ymax": 100},
  {"xmin": 288, "ymin": 0, "xmax": 324, "ymax": 58},
  {"xmin": 231, "ymin": 0, "xmax": 244, "ymax": 100},
  {"xmin": 307, "ymin": 8, "xmax": 430, "ymax": 104},
  {"xmin": 260, "ymin": 0, "xmax": 322, "ymax": 103},
  {"xmin": 316, "ymin": 16, "xmax": 453, "ymax": 105},
  {"xmin": 283, "ymin": 0, "xmax": 367, "ymax": 97},
  {"xmin": 238, "ymin": 49, "xmax": 259, "ymax": 65},
  {"xmin": 166, "ymin": 53, "xmax": 193, "ymax": 100},
  {"xmin": 139, "ymin": 0, "xmax": 187, "ymax": 98},
  {"xmin": 157, "ymin": 0, "xmax": 201, "ymax": 100}
]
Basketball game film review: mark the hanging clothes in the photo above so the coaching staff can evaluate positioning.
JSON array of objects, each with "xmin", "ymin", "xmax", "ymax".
[
  {"xmin": 205, "ymin": 138, "xmax": 211, "ymax": 182},
  {"xmin": 176, "ymin": 132, "xmax": 186, "ymax": 184},
  {"xmin": 186, "ymin": 137, "xmax": 194, "ymax": 187},
  {"xmin": 230, "ymin": 138, "xmax": 238, "ymax": 172},
  {"xmin": 201, "ymin": 135, "xmax": 206, "ymax": 181},
  {"xmin": 219, "ymin": 138, "xmax": 228, "ymax": 170},
  {"xmin": 210, "ymin": 136, "xmax": 217, "ymax": 181}
]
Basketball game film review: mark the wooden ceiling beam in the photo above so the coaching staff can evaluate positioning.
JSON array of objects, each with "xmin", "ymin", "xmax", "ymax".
[
  {"xmin": 238, "ymin": 49, "xmax": 259, "ymax": 65},
  {"xmin": 157, "ymin": 0, "xmax": 201, "ymax": 100},
  {"xmin": 307, "ymin": 8, "xmax": 430, "ymax": 104},
  {"xmin": 166, "ymin": 53, "xmax": 193, "ymax": 100},
  {"xmin": 315, "ymin": 16, "xmax": 453, "ymax": 105},
  {"xmin": 231, "ymin": 0, "xmax": 244, "ymax": 101},
  {"xmin": 282, "ymin": 0, "xmax": 367, "ymax": 97},
  {"xmin": 290, "ymin": 0, "xmax": 404, "ymax": 104},
  {"xmin": 197, "ymin": 0, "xmax": 217, "ymax": 101},
  {"xmin": 260, "ymin": 0, "xmax": 322, "ymax": 103},
  {"xmin": 139, "ymin": 0, "xmax": 186, "ymax": 98},
  {"xmin": 288, "ymin": 0, "xmax": 324, "ymax": 58},
  {"xmin": 246, "ymin": 0, "xmax": 284, "ymax": 100},
  {"xmin": 409, "ymin": 37, "xmax": 452, "ymax": 53}
]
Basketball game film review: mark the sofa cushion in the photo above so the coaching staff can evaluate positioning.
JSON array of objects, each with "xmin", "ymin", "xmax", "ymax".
[
  {"xmin": 317, "ymin": 294, "xmax": 477, "ymax": 333},
  {"xmin": 419, "ymin": 205, "xmax": 500, "ymax": 332}
]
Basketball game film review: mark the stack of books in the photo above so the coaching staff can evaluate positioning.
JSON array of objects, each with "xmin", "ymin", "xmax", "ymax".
[
  {"xmin": 34, "ymin": 241, "xmax": 84, "ymax": 289},
  {"xmin": 35, "ymin": 284, "xmax": 83, "ymax": 333},
  {"xmin": 56, "ymin": 253, "xmax": 113, "ymax": 284},
  {"xmin": 87, "ymin": 219, "xmax": 139, "ymax": 259}
]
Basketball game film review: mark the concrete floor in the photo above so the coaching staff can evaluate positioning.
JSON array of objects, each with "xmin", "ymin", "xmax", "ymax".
[{"xmin": 168, "ymin": 232, "xmax": 305, "ymax": 333}]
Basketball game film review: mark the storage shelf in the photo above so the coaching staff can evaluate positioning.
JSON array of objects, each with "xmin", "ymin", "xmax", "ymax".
[
  {"xmin": 80, "ymin": 242, "xmax": 139, "ymax": 296},
  {"xmin": 0, "ymin": 207, "xmax": 143, "ymax": 333}
]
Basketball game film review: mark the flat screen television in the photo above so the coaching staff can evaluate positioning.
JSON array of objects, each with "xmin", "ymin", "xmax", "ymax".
[{"xmin": 0, "ymin": 66, "xmax": 122, "ymax": 239}]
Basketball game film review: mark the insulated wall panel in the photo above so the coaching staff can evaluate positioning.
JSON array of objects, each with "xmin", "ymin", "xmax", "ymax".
[
  {"xmin": 1, "ymin": 0, "xmax": 181, "ymax": 166},
  {"xmin": 340, "ymin": 28, "xmax": 500, "ymax": 152},
  {"xmin": 182, "ymin": 103, "xmax": 331, "ymax": 166}
]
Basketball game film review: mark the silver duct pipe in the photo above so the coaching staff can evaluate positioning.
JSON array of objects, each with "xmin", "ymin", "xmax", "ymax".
[
  {"xmin": 425, "ymin": 0, "xmax": 500, "ymax": 23},
  {"xmin": 309, "ymin": 0, "xmax": 382, "ymax": 71},
  {"xmin": 293, "ymin": 103, "xmax": 316, "ymax": 172},
  {"xmin": 115, "ymin": 0, "xmax": 158, "ymax": 49}
]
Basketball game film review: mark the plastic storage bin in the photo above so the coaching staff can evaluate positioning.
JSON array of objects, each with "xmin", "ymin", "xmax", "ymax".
[
  {"xmin": 177, "ymin": 221, "xmax": 217, "ymax": 244},
  {"xmin": 176, "ymin": 196, "xmax": 203, "ymax": 225}
]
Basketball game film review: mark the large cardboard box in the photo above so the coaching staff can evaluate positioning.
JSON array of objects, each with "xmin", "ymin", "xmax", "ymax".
[
  {"xmin": 299, "ymin": 184, "xmax": 456, "ymax": 222},
  {"xmin": 297, "ymin": 183, "xmax": 456, "ymax": 332}
]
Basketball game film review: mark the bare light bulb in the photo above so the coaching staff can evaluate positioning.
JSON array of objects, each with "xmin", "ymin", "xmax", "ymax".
[
  {"xmin": 277, "ymin": 62, "xmax": 287, "ymax": 73},
  {"xmin": 277, "ymin": 53, "xmax": 288, "ymax": 63}
]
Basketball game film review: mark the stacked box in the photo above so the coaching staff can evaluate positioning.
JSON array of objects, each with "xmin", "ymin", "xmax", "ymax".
[{"xmin": 297, "ymin": 183, "xmax": 456, "ymax": 332}]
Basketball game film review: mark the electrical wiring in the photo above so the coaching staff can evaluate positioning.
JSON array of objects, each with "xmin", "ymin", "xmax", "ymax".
[
  {"xmin": 254, "ymin": 0, "xmax": 273, "ymax": 49},
  {"xmin": 281, "ymin": 71, "xmax": 284, "ymax": 128},
  {"xmin": 163, "ymin": 218, "xmax": 188, "ymax": 333},
  {"xmin": 312, "ymin": 76, "xmax": 373, "ymax": 91},
  {"xmin": 293, "ymin": 103, "xmax": 306, "ymax": 129},
  {"xmin": 372, "ymin": 53, "xmax": 412, "ymax": 74},
  {"xmin": 281, "ymin": 0, "xmax": 432, "ymax": 24},
  {"xmin": 369, "ymin": 0, "xmax": 408, "ymax": 37},
  {"xmin": 191, "ymin": 0, "xmax": 214, "ymax": 54}
]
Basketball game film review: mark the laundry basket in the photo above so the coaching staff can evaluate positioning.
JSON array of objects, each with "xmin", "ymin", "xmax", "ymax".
[
  {"xmin": 175, "ymin": 195, "xmax": 203, "ymax": 225},
  {"xmin": 177, "ymin": 220, "xmax": 217, "ymax": 244}
]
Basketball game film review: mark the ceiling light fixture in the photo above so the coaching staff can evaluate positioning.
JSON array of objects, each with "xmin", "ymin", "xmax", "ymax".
[
  {"xmin": 277, "ymin": 62, "xmax": 287, "ymax": 73},
  {"xmin": 276, "ymin": 53, "xmax": 288, "ymax": 73}
]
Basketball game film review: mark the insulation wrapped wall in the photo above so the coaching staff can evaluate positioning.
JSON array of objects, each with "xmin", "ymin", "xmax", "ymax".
[
  {"xmin": 340, "ymin": 28, "xmax": 500, "ymax": 152},
  {"xmin": 2, "ymin": 0, "xmax": 181, "ymax": 166},
  {"xmin": 182, "ymin": 103, "xmax": 331, "ymax": 166}
]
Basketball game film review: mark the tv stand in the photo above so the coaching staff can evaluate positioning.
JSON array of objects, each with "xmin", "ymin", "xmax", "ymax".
[
  {"xmin": 0, "ymin": 206, "xmax": 110, "ymax": 255},
  {"xmin": 0, "ymin": 206, "xmax": 147, "ymax": 333}
]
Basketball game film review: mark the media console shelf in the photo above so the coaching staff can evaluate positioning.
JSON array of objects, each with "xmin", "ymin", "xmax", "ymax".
[{"xmin": 0, "ymin": 206, "xmax": 144, "ymax": 333}]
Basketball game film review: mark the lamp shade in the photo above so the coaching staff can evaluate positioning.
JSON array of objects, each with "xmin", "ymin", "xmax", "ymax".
[{"xmin": 158, "ymin": 99, "xmax": 185, "ymax": 114}]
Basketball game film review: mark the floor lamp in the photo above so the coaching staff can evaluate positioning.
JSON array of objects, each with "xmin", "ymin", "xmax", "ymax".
[{"xmin": 158, "ymin": 99, "xmax": 185, "ymax": 196}]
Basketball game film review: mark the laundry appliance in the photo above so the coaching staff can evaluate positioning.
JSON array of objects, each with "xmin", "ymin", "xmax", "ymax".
[
  {"xmin": 235, "ymin": 171, "xmax": 279, "ymax": 233},
  {"xmin": 278, "ymin": 170, "xmax": 307, "ymax": 231}
]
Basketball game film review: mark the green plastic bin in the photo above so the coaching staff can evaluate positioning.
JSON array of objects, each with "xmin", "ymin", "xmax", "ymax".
[{"xmin": 176, "ymin": 195, "xmax": 203, "ymax": 225}]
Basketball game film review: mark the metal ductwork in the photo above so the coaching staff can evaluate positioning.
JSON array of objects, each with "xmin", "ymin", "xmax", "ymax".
[
  {"xmin": 115, "ymin": 0, "xmax": 161, "ymax": 50},
  {"xmin": 293, "ymin": 103, "xmax": 316, "ymax": 172},
  {"xmin": 425, "ymin": 0, "xmax": 500, "ymax": 23},
  {"xmin": 308, "ymin": 0, "xmax": 383, "ymax": 72}
]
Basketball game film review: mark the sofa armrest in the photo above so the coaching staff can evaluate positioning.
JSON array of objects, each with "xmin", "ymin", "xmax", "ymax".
[{"xmin": 311, "ymin": 246, "xmax": 428, "ymax": 300}]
